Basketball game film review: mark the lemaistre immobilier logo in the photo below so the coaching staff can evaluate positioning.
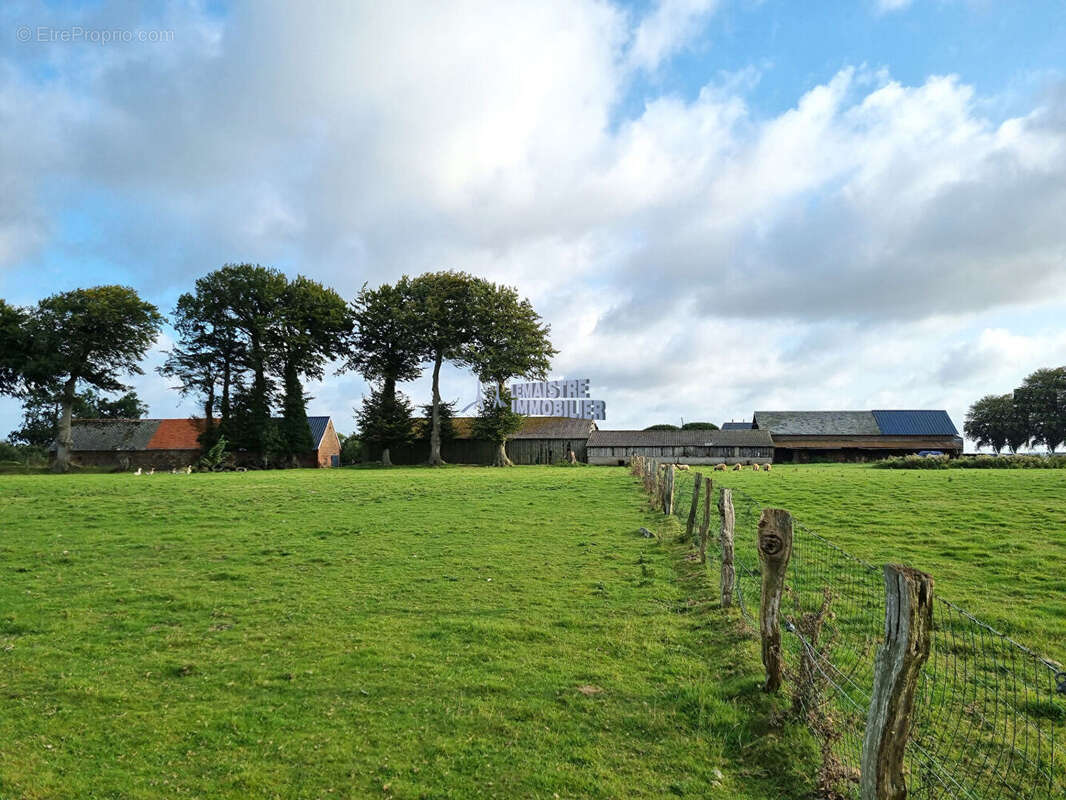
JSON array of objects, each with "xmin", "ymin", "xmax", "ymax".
[{"xmin": 486, "ymin": 378, "xmax": 606, "ymax": 420}]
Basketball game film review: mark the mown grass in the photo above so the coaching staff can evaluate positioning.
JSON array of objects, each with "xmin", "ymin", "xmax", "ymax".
[
  {"xmin": 700, "ymin": 464, "xmax": 1066, "ymax": 663},
  {"xmin": 0, "ymin": 466, "xmax": 816, "ymax": 799}
]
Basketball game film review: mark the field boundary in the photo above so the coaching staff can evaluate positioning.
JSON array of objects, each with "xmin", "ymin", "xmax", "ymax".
[{"xmin": 632, "ymin": 457, "xmax": 1066, "ymax": 800}]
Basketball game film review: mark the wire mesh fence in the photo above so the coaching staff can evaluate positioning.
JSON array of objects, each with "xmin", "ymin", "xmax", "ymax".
[{"xmin": 632, "ymin": 458, "xmax": 1066, "ymax": 800}]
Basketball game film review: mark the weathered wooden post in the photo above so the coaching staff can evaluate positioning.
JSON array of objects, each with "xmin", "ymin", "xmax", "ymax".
[
  {"xmin": 699, "ymin": 478, "xmax": 712, "ymax": 564},
  {"xmin": 860, "ymin": 565, "xmax": 934, "ymax": 800},
  {"xmin": 718, "ymin": 488, "xmax": 735, "ymax": 607},
  {"xmin": 684, "ymin": 472, "xmax": 703, "ymax": 541},
  {"xmin": 662, "ymin": 464, "xmax": 675, "ymax": 514},
  {"xmin": 757, "ymin": 508, "xmax": 793, "ymax": 692}
]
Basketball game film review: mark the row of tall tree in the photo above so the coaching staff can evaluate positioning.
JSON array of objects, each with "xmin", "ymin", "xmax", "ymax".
[
  {"xmin": 964, "ymin": 367, "xmax": 1066, "ymax": 453},
  {"xmin": 0, "ymin": 266, "xmax": 555, "ymax": 471}
]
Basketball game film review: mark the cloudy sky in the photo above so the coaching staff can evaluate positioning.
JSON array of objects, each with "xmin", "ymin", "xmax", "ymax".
[{"xmin": 2, "ymin": 0, "xmax": 1065, "ymax": 441}]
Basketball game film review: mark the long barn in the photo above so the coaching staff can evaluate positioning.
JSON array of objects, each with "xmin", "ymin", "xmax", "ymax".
[
  {"xmin": 752, "ymin": 410, "xmax": 962, "ymax": 462},
  {"xmin": 586, "ymin": 428, "xmax": 773, "ymax": 466}
]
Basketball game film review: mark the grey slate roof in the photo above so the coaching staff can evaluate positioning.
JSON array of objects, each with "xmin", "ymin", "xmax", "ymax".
[
  {"xmin": 513, "ymin": 417, "xmax": 598, "ymax": 439},
  {"xmin": 721, "ymin": 421, "xmax": 753, "ymax": 430},
  {"xmin": 871, "ymin": 410, "xmax": 959, "ymax": 436},
  {"xmin": 305, "ymin": 416, "xmax": 332, "ymax": 449},
  {"xmin": 753, "ymin": 411, "xmax": 881, "ymax": 436},
  {"xmin": 588, "ymin": 429, "xmax": 772, "ymax": 448},
  {"xmin": 68, "ymin": 419, "xmax": 161, "ymax": 451}
]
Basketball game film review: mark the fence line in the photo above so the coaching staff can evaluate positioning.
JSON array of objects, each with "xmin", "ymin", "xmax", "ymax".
[{"xmin": 628, "ymin": 457, "xmax": 1065, "ymax": 800}]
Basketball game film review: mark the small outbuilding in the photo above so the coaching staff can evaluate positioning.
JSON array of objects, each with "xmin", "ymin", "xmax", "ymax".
[{"xmin": 586, "ymin": 428, "xmax": 774, "ymax": 466}]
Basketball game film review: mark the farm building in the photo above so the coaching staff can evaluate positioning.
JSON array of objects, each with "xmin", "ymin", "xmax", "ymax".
[
  {"xmin": 751, "ymin": 410, "xmax": 963, "ymax": 462},
  {"xmin": 365, "ymin": 416, "xmax": 598, "ymax": 465},
  {"xmin": 58, "ymin": 416, "xmax": 342, "ymax": 470},
  {"xmin": 586, "ymin": 428, "xmax": 774, "ymax": 466},
  {"xmin": 720, "ymin": 421, "xmax": 753, "ymax": 430}
]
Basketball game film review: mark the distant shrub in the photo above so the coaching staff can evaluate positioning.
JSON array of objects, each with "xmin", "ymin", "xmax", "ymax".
[
  {"xmin": 874, "ymin": 454, "xmax": 1066, "ymax": 470},
  {"xmin": 0, "ymin": 441, "xmax": 49, "ymax": 467}
]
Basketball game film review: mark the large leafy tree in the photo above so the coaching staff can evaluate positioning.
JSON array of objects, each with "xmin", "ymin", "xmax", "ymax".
[
  {"xmin": 0, "ymin": 299, "xmax": 27, "ymax": 396},
  {"xmin": 10, "ymin": 387, "xmax": 147, "ymax": 447},
  {"xmin": 274, "ymin": 276, "xmax": 352, "ymax": 464},
  {"xmin": 407, "ymin": 272, "xmax": 486, "ymax": 466},
  {"xmin": 964, "ymin": 394, "xmax": 1012, "ymax": 453},
  {"xmin": 1015, "ymin": 367, "xmax": 1066, "ymax": 453},
  {"xmin": 466, "ymin": 281, "xmax": 555, "ymax": 466},
  {"xmin": 681, "ymin": 421, "xmax": 719, "ymax": 431},
  {"xmin": 161, "ymin": 279, "xmax": 247, "ymax": 446},
  {"xmin": 345, "ymin": 279, "xmax": 423, "ymax": 467},
  {"xmin": 17, "ymin": 286, "xmax": 162, "ymax": 472}
]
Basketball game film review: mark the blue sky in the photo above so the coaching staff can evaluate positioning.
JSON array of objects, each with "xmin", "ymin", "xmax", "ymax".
[{"xmin": 2, "ymin": 0, "xmax": 1066, "ymax": 443}]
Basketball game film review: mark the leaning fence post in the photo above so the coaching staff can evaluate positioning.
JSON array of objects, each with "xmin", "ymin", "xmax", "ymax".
[
  {"xmin": 757, "ymin": 508, "xmax": 793, "ymax": 692},
  {"xmin": 860, "ymin": 565, "xmax": 934, "ymax": 800},
  {"xmin": 685, "ymin": 473, "xmax": 702, "ymax": 541},
  {"xmin": 719, "ymin": 488, "xmax": 735, "ymax": 607}
]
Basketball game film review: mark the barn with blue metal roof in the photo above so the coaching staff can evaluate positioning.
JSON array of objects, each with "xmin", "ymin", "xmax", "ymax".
[{"xmin": 752, "ymin": 409, "xmax": 963, "ymax": 462}]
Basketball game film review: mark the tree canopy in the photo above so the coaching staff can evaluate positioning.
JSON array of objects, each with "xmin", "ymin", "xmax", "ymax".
[
  {"xmin": 16, "ymin": 286, "xmax": 162, "ymax": 471},
  {"xmin": 681, "ymin": 421, "xmax": 719, "ymax": 430},
  {"xmin": 966, "ymin": 367, "xmax": 1066, "ymax": 454}
]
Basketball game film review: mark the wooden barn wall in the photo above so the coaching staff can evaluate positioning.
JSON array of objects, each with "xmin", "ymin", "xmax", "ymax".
[{"xmin": 367, "ymin": 437, "xmax": 588, "ymax": 465}]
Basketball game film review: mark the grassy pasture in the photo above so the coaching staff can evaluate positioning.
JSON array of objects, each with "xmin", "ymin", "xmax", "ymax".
[
  {"xmin": 701, "ymin": 464, "xmax": 1066, "ymax": 660},
  {"xmin": 0, "ymin": 466, "xmax": 816, "ymax": 799}
]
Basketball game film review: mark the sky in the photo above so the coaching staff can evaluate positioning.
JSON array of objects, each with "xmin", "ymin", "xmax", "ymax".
[{"xmin": 2, "ymin": 0, "xmax": 1065, "ymax": 442}]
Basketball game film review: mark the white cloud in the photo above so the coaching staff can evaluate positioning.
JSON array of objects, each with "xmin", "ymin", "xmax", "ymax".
[{"xmin": 628, "ymin": 0, "xmax": 720, "ymax": 72}]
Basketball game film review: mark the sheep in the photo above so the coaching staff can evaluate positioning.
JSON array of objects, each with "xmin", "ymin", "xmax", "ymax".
[
  {"xmin": 732, "ymin": 463, "xmax": 742, "ymax": 471},
  {"xmin": 714, "ymin": 463, "xmax": 727, "ymax": 471},
  {"xmin": 762, "ymin": 463, "xmax": 772, "ymax": 472},
  {"xmin": 751, "ymin": 463, "xmax": 760, "ymax": 471},
  {"xmin": 675, "ymin": 464, "xmax": 690, "ymax": 471}
]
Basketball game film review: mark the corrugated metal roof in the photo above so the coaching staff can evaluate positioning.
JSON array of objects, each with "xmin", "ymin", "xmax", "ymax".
[
  {"xmin": 69, "ymin": 416, "xmax": 335, "ymax": 451},
  {"xmin": 587, "ymin": 429, "xmax": 772, "ymax": 448},
  {"xmin": 306, "ymin": 416, "xmax": 332, "ymax": 449},
  {"xmin": 721, "ymin": 421, "xmax": 753, "ymax": 430},
  {"xmin": 871, "ymin": 410, "xmax": 959, "ymax": 436},
  {"xmin": 69, "ymin": 419, "xmax": 161, "ymax": 451},
  {"xmin": 753, "ymin": 411, "xmax": 881, "ymax": 436}
]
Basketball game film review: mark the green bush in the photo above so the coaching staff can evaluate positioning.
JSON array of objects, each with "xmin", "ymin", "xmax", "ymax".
[{"xmin": 874, "ymin": 454, "xmax": 1066, "ymax": 469}]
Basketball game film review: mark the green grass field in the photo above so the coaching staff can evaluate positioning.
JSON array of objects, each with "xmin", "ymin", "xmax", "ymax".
[
  {"xmin": 701, "ymin": 464, "xmax": 1066, "ymax": 660},
  {"xmin": 0, "ymin": 467, "xmax": 816, "ymax": 800}
]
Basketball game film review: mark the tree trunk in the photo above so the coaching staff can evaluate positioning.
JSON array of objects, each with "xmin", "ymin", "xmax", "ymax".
[
  {"xmin": 493, "ymin": 440, "xmax": 513, "ymax": 467},
  {"xmin": 492, "ymin": 381, "xmax": 513, "ymax": 467},
  {"xmin": 428, "ymin": 351, "xmax": 444, "ymax": 466},
  {"xmin": 382, "ymin": 446, "xmax": 392, "ymax": 468},
  {"xmin": 221, "ymin": 357, "xmax": 231, "ymax": 423},
  {"xmin": 52, "ymin": 375, "xmax": 78, "ymax": 473}
]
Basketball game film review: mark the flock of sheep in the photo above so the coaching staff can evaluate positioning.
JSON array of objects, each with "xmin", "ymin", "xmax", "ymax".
[
  {"xmin": 133, "ymin": 466, "xmax": 193, "ymax": 475},
  {"xmin": 676, "ymin": 462, "xmax": 772, "ymax": 472}
]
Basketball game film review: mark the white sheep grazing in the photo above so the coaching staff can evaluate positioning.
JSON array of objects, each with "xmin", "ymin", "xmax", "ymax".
[
  {"xmin": 133, "ymin": 467, "xmax": 142, "ymax": 476},
  {"xmin": 763, "ymin": 463, "xmax": 772, "ymax": 472},
  {"xmin": 732, "ymin": 463, "xmax": 742, "ymax": 471},
  {"xmin": 751, "ymin": 463, "xmax": 760, "ymax": 471},
  {"xmin": 714, "ymin": 463, "xmax": 727, "ymax": 471},
  {"xmin": 675, "ymin": 464, "xmax": 690, "ymax": 471}
]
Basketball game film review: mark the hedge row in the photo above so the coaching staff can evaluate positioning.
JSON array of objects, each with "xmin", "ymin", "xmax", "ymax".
[{"xmin": 874, "ymin": 454, "xmax": 1066, "ymax": 469}]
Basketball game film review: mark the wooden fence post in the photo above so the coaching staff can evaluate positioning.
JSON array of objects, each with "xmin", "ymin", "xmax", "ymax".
[
  {"xmin": 684, "ymin": 473, "xmax": 702, "ymax": 541},
  {"xmin": 757, "ymin": 508, "xmax": 793, "ymax": 692},
  {"xmin": 719, "ymin": 488, "xmax": 735, "ymax": 607},
  {"xmin": 860, "ymin": 565, "xmax": 934, "ymax": 800},
  {"xmin": 662, "ymin": 464, "xmax": 675, "ymax": 514},
  {"xmin": 699, "ymin": 478, "xmax": 712, "ymax": 563}
]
